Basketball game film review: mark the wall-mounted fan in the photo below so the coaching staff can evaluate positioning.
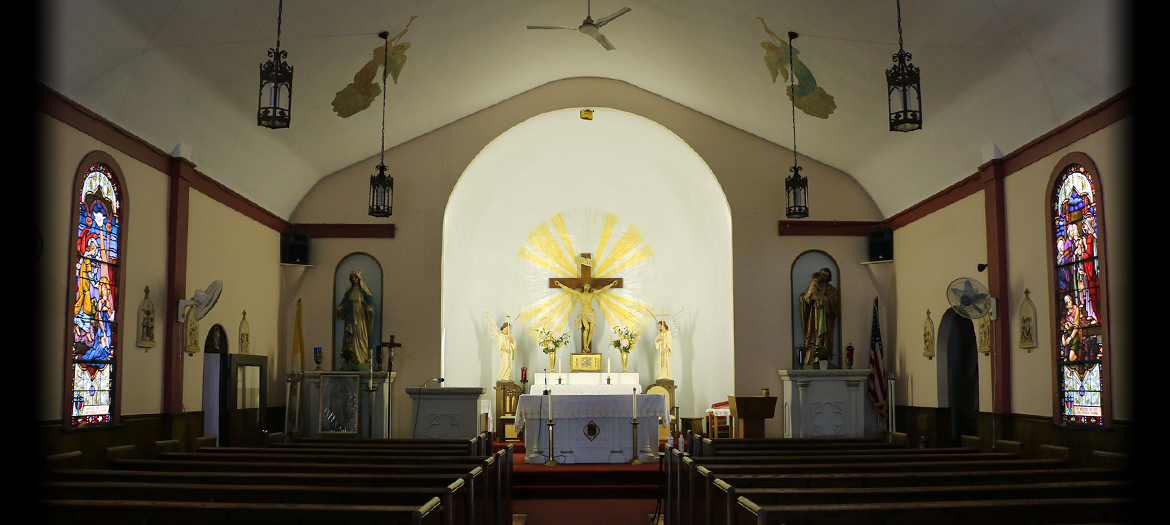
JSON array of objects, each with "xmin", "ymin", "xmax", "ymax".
[
  {"xmin": 527, "ymin": 1, "xmax": 631, "ymax": 50},
  {"xmin": 177, "ymin": 280, "xmax": 223, "ymax": 322},
  {"xmin": 946, "ymin": 277, "xmax": 996, "ymax": 320}
]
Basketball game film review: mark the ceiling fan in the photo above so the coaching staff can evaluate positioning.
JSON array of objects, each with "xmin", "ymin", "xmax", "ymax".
[{"xmin": 527, "ymin": 1, "xmax": 631, "ymax": 50}]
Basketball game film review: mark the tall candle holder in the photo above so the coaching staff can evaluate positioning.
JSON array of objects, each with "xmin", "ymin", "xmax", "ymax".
[{"xmin": 629, "ymin": 418, "xmax": 641, "ymax": 465}]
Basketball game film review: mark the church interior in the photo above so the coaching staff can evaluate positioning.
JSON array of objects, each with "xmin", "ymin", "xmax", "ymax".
[{"xmin": 35, "ymin": 0, "xmax": 1140, "ymax": 521}]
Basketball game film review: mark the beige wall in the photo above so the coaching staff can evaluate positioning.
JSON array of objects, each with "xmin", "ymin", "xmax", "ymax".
[
  {"xmin": 889, "ymin": 115, "xmax": 1132, "ymax": 423},
  {"xmin": 1002, "ymin": 116, "xmax": 1133, "ymax": 421},
  {"xmin": 891, "ymin": 192, "xmax": 988, "ymax": 410},
  {"xmin": 36, "ymin": 112, "xmax": 171, "ymax": 420},
  {"xmin": 290, "ymin": 77, "xmax": 884, "ymax": 436},
  {"xmin": 184, "ymin": 190, "xmax": 283, "ymax": 412}
]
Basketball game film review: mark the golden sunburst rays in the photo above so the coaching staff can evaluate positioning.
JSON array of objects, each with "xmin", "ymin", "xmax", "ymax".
[{"xmin": 517, "ymin": 209, "xmax": 656, "ymax": 340}]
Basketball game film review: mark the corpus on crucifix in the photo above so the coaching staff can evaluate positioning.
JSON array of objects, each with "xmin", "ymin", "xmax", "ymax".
[{"xmin": 551, "ymin": 253, "xmax": 622, "ymax": 353}]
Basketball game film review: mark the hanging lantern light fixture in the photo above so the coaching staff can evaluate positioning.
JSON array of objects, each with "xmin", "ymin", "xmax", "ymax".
[
  {"xmin": 369, "ymin": 31, "xmax": 394, "ymax": 218},
  {"xmin": 886, "ymin": 0, "xmax": 921, "ymax": 132},
  {"xmin": 258, "ymin": 0, "xmax": 293, "ymax": 129},
  {"xmin": 785, "ymin": 31, "xmax": 809, "ymax": 219}
]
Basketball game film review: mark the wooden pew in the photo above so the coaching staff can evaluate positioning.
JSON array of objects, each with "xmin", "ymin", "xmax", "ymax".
[
  {"xmin": 677, "ymin": 454, "xmax": 1069, "ymax": 525},
  {"xmin": 715, "ymin": 479, "xmax": 1130, "ymax": 525},
  {"xmin": 47, "ymin": 469, "xmax": 481, "ymax": 525},
  {"xmin": 40, "ymin": 497, "xmax": 445, "ymax": 525},
  {"xmin": 733, "ymin": 495, "xmax": 1132, "ymax": 525},
  {"xmin": 42, "ymin": 480, "xmax": 467, "ymax": 525},
  {"xmin": 293, "ymin": 434, "xmax": 488, "ymax": 456}
]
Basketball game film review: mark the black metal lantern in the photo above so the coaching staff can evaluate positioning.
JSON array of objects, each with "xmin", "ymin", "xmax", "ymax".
[
  {"xmin": 369, "ymin": 163, "xmax": 394, "ymax": 217},
  {"xmin": 886, "ymin": 0, "xmax": 921, "ymax": 132},
  {"xmin": 258, "ymin": 0, "xmax": 293, "ymax": 129},
  {"xmin": 785, "ymin": 31, "xmax": 809, "ymax": 219},
  {"xmin": 369, "ymin": 31, "xmax": 394, "ymax": 218},
  {"xmin": 786, "ymin": 164, "xmax": 808, "ymax": 219}
]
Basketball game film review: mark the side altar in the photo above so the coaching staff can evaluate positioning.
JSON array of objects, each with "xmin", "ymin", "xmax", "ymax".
[
  {"xmin": 515, "ymin": 389, "xmax": 667, "ymax": 464},
  {"xmin": 300, "ymin": 371, "xmax": 396, "ymax": 439},
  {"xmin": 777, "ymin": 368, "xmax": 871, "ymax": 438}
]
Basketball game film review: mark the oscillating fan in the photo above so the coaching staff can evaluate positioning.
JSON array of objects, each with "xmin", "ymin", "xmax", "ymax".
[
  {"xmin": 946, "ymin": 277, "xmax": 996, "ymax": 320},
  {"xmin": 176, "ymin": 280, "xmax": 223, "ymax": 322},
  {"xmin": 527, "ymin": 0, "xmax": 632, "ymax": 50}
]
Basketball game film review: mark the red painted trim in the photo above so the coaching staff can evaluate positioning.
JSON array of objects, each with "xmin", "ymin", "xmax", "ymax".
[
  {"xmin": 291, "ymin": 223, "xmax": 397, "ymax": 238},
  {"xmin": 162, "ymin": 158, "xmax": 192, "ymax": 414},
  {"xmin": 778, "ymin": 221, "xmax": 883, "ymax": 236},
  {"xmin": 38, "ymin": 83, "xmax": 290, "ymax": 234},
  {"xmin": 889, "ymin": 87, "xmax": 1132, "ymax": 230},
  {"xmin": 981, "ymin": 160, "xmax": 1012, "ymax": 415}
]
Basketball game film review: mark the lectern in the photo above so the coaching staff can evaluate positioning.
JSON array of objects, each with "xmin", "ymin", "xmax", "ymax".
[{"xmin": 728, "ymin": 395, "xmax": 778, "ymax": 439}]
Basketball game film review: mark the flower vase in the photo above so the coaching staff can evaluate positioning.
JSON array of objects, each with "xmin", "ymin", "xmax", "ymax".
[
  {"xmin": 621, "ymin": 351, "xmax": 629, "ymax": 372},
  {"xmin": 818, "ymin": 359, "xmax": 829, "ymax": 370},
  {"xmin": 549, "ymin": 351, "xmax": 556, "ymax": 372}
]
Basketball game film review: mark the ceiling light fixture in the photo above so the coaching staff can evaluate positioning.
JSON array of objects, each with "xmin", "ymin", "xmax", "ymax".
[
  {"xmin": 258, "ymin": 0, "xmax": 293, "ymax": 129},
  {"xmin": 785, "ymin": 31, "xmax": 808, "ymax": 219},
  {"xmin": 369, "ymin": 31, "xmax": 394, "ymax": 218},
  {"xmin": 886, "ymin": 0, "xmax": 921, "ymax": 132}
]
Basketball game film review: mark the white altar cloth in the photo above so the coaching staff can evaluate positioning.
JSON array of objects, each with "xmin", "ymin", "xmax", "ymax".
[
  {"xmin": 546, "ymin": 384, "xmax": 642, "ymax": 396},
  {"xmin": 515, "ymin": 394, "xmax": 668, "ymax": 464},
  {"xmin": 533, "ymin": 372, "xmax": 640, "ymax": 387}
]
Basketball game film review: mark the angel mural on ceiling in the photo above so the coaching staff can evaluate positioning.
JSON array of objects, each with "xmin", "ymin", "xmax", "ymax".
[
  {"xmin": 332, "ymin": 16, "xmax": 417, "ymax": 118},
  {"xmin": 758, "ymin": 17, "xmax": 837, "ymax": 119}
]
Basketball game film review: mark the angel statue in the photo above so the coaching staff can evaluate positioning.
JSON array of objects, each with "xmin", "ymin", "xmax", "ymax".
[
  {"xmin": 486, "ymin": 311, "xmax": 517, "ymax": 381},
  {"xmin": 647, "ymin": 307, "xmax": 683, "ymax": 381}
]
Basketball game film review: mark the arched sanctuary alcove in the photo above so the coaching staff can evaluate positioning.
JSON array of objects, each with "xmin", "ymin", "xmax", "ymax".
[{"xmin": 441, "ymin": 108, "xmax": 734, "ymax": 419}]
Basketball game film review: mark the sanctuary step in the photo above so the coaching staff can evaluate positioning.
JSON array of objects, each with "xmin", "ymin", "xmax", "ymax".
[{"xmin": 513, "ymin": 461, "xmax": 663, "ymax": 499}]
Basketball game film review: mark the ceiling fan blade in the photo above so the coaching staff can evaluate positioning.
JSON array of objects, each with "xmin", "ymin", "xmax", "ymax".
[
  {"xmin": 591, "ymin": 32, "xmax": 616, "ymax": 50},
  {"xmin": 594, "ymin": 7, "xmax": 631, "ymax": 27},
  {"xmin": 527, "ymin": 25, "xmax": 579, "ymax": 30}
]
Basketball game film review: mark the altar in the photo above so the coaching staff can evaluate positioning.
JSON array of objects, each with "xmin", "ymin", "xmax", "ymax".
[
  {"xmin": 299, "ymin": 371, "xmax": 396, "ymax": 439},
  {"xmin": 515, "ymin": 392, "xmax": 668, "ymax": 464},
  {"xmin": 777, "ymin": 368, "xmax": 871, "ymax": 438}
]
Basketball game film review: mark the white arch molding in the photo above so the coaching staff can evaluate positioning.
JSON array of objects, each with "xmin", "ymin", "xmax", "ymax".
[{"xmin": 441, "ymin": 108, "xmax": 734, "ymax": 419}]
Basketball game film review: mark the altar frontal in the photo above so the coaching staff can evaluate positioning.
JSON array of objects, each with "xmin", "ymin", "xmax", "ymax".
[{"xmin": 516, "ymin": 392, "xmax": 668, "ymax": 464}]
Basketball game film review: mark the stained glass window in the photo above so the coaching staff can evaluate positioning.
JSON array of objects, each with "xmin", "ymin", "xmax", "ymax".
[
  {"xmin": 1052, "ymin": 163, "xmax": 1105, "ymax": 426},
  {"xmin": 69, "ymin": 162, "xmax": 121, "ymax": 427}
]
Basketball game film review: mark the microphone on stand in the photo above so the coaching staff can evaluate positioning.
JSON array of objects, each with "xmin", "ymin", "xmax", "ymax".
[{"xmin": 422, "ymin": 377, "xmax": 445, "ymax": 388}]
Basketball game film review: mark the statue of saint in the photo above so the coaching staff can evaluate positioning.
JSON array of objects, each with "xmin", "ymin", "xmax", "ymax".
[
  {"xmin": 799, "ymin": 267, "xmax": 839, "ymax": 365},
  {"xmin": 555, "ymin": 279, "xmax": 618, "ymax": 352},
  {"xmin": 335, "ymin": 270, "xmax": 376, "ymax": 369},
  {"xmin": 486, "ymin": 311, "xmax": 517, "ymax": 381},
  {"xmin": 655, "ymin": 321, "xmax": 673, "ymax": 380}
]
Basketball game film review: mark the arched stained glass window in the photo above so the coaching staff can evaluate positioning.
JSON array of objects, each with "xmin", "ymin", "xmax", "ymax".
[
  {"xmin": 1050, "ymin": 159, "xmax": 1110, "ymax": 427},
  {"xmin": 67, "ymin": 156, "xmax": 124, "ymax": 428}
]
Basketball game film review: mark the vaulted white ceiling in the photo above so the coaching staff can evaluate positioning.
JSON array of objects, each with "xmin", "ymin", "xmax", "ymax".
[{"xmin": 39, "ymin": 1, "xmax": 1132, "ymax": 219}]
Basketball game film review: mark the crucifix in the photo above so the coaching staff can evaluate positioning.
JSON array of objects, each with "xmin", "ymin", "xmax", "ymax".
[
  {"xmin": 381, "ymin": 335, "xmax": 403, "ymax": 374},
  {"xmin": 549, "ymin": 253, "xmax": 623, "ymax": 353}
]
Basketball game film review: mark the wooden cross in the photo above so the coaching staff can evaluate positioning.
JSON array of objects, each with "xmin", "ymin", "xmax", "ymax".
[
  {"xmin": 547, "ymin": 253, "xmax": 624, "ymax": 291},
  {"xmin": 383, "ymin": 335, "xmax": 402, "ymax": 373},
  {"xmin": 549, "ymin": 253, "xmax": 624, "ymax": 352}
]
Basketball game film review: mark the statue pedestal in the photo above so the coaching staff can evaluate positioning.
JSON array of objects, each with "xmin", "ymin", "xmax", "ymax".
[
  {"xmin": 406, "ymin": 387, "xmax": 486, "ymax": 439},
  {"xmin": 777, "ymin": 369, "xmax": 871, "ymax": 438},
  {"xmin": 302, "ymin": 371, "xmax": 395, "ymax": 439}
]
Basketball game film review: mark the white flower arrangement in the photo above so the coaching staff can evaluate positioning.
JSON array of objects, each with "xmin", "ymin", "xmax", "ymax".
[
  {"xmin": 535, "ymin": 327, "xmax": 570, "ymax": 354},
  {"xmin": 609, "ymin": 325, "xmax": 640, "ymax": 354}
]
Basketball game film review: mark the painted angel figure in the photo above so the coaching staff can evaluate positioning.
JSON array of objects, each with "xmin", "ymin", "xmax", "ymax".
[
  {"xmin": 486, "ymin": 311, "xmax": 517, "ymax": 381},
  {"xmin": 647, "ymin": 308, "xmax": 683, "ymax": 381}
]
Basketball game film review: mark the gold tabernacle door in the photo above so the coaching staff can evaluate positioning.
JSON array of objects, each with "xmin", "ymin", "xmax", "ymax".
[{"xmin": 570, "ymin": 353, "xmax": 603, "ymax": 373}]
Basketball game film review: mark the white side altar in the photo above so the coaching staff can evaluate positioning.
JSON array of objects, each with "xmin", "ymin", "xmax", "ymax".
[
  {"xmin": 778, "ymin": 369, "xmax": 872, "ymax": 438},
  {"xmin": 515, "ymin": 392, "xmax": 668, "ymax": 464}
]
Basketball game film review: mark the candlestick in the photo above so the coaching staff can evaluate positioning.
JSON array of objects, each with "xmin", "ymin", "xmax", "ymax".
[
  {"xmin": 632, "ymin": 388, "xmax": 637, "ymax": 415},
  {"xmin": 608, "ymin": 357, "xmax": 611, "ymax": 374}
]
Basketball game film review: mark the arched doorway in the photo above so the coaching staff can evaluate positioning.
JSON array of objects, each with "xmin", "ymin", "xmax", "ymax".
[{"xmin": 937, "ymin": 309, "xmax": 978, "ymax": 447}]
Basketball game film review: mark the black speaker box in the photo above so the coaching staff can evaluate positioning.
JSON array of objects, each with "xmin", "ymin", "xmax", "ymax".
[
  {"xmin": 867, "ymin": 228, "xmax": 893, "ymax": 262},
  {"xmin": 281, "ymin": 232, "xmax": 311, "ymax": 265}
]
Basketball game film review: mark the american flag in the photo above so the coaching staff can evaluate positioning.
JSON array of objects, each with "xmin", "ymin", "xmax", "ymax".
[{"xmin": 867, "ymin": 297, "xmax": 888, "ymax": 421}]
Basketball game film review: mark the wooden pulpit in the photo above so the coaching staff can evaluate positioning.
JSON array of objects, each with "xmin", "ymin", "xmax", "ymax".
[{"xmin": 728, "ymin": 395, "xmax": 778, "ymax": 439}]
